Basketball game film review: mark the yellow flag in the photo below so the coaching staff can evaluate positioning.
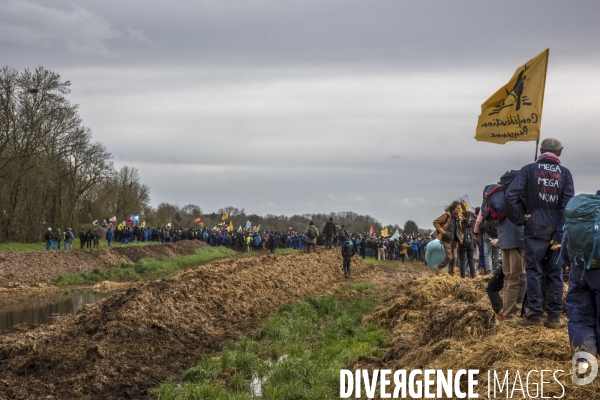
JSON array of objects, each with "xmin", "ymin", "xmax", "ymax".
[
  {"xmin": 228, "ymin": 222, "xmax": 233, "ymax": 232},
  {"xmin": 475, "ymin": 49, "xmax": 549, "ymax": 144},
  {"xmin": 381, "ymin": 228, "xmax": 389, "ymax": 237},
  {"xmin": 221, "ymin": 212, "xmax": 228, "ymax": 221}
]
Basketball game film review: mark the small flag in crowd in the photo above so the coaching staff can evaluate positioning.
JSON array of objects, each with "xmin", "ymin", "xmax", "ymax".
[
  {"xmin": 141, "ymin": 221, "xmax": 146, "ymax": 228},
  {"xmin": 369, "ymin": 225, "xmax": 374, "ymax": 236},
  {"xmin": 132, "ymin": 214, "xmax": 140, "ymax": 224},
  {"xmin": 92, "ymin": 220, "xmax": 98, "ymax": 225},
  {"xmin": 166, "ymin": 222, "xmax": 172, "ymax": 228},
  {"xmin": 228, "ymin": 222, "xmax": 233, "ymax": 232},
  {"xmin": 221, "ymin": 212, "xmax": 228, "ymax": 221},
  {"xmin": 381, "ymin": 228, "xmax": 388, "ymax": 237},
  {"xmin": 194, "ymin": 217, "xmax": 201, "ymax": 223},
  {"xmin": 238, "ymin": 225, "xmax": 242, "ymax": 232},
  {"xmin": 109, "ymin": 216, "xmax": 116, "ymax": 222},
  {"xmin": 288, "ymin": 226, "xmax": 293, "ymax": 231}
]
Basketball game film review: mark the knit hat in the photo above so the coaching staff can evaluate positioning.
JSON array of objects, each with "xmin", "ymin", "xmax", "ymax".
[{"xmin": 540, "ymin": 138, "xmax": 563, "ymax": 151}]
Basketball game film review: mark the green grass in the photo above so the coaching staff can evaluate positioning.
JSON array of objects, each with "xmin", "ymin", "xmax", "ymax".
[
  {"xmin": 56, "ymin": 246, "xmax": 237, "ymax": 286},
  {"xmin": 152, "ymin": 284, "xmax": 386, "ymax": 400},
  {"xmin": 0, "ymin": 239, "xmax": 161, "ymax": 253}
]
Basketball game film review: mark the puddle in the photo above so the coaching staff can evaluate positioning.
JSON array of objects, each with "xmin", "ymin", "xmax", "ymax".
[{"xmin": 0, "ymin": 289, "xmax": 120, "ymax": 332}]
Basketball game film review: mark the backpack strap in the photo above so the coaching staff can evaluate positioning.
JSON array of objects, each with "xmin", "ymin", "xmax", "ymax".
[{"xmin": 580, "ymin": 224, "xmax": 599, "ymax": 281}]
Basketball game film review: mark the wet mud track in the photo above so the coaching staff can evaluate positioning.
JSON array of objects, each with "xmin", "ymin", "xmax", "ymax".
[{"xmin": 0, "ymin": 249, "xmax": 377, "ymax": 399}]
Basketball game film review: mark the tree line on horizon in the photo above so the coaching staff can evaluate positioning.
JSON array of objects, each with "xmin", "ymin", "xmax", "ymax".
[{"xmin": 0, "ymin": 66, "xmax": 430, "ymax": 243}]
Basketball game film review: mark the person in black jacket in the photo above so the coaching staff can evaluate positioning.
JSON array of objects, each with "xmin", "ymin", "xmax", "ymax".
[
  {"xmin": 323, "ymin": 217, "xmax": 335, "ymax": 249},
  {"xmin": 458, "ymin": 211, "xmax": 476, "ymax": 278},
  {"xmin": 79, "ymin": 228, "xmax": 86, "ymax": 249},
  {"xmin": 341, "ymin": 239, "xmax": 356, "ymax": 278},
  {"xmin": 85, "ymin": 229, "xmax": 93, "ymax": 249}
]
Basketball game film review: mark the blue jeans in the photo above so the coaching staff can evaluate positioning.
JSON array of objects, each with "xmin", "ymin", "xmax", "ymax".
[
  {"xmin": 53, "ymin": 240, "xmax": 59, "ymax": 249},
  {"xmin": 46, "ymin": 240, "xmax": 52, "ymax": 250}
]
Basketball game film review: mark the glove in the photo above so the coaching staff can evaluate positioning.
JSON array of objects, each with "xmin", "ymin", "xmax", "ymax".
[{"xmin": 550, "ymin": 240, "xmax": 561, "ymax": 251}]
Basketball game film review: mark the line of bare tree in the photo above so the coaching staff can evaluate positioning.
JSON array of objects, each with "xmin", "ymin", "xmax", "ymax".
[{"xmin": 0, "ymin": 66, "xmax": 150, "ymax": 242}]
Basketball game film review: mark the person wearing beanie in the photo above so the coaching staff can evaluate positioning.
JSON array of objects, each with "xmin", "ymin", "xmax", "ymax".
[{"xmin": 506, "ymin": 138, "xmax": 575, "ymax": 328}]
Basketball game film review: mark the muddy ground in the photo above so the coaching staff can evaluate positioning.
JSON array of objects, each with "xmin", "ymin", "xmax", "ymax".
[
  {"xmin": 0, "ymin": 241, "xmax": 206, "ymax": 289},
  {"xmin": 0, "ymin": 249, "xmax": 424, "ymax": 400}
]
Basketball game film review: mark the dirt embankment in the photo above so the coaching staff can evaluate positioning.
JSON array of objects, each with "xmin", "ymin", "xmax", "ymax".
[
  {"xmin": 0, "ymin": 241, "xmax": 206, "ymax": 288},
  {"xmin": 361, "ymin": 273, "xmax": 597, "ymax": 399},
  {"xmin": 0, "ymin": 249, "xmax": 378, "ymax": 399}
]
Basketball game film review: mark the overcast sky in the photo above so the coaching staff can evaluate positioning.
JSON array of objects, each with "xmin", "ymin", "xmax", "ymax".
[{"xmin": 3, "ymin": 0, "xmax": 599, "ymax": 228}]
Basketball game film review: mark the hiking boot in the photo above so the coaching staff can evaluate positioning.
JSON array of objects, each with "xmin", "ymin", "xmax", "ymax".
[
  {"xmin": 516, "ymin": 317, "xmax": 543, "ymax": 327},
  {"xmin": 546, "ymin": 317, "xmax": 566, "ymax": 329}
]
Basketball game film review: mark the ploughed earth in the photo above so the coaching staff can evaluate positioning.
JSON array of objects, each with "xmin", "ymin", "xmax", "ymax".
[
  {"xmin": 0, "ymin": 240, "xmax": 206, "ymax": 289},
  {"xmin": 0, "ymin": 249, "xmax": 425, "ymax": 399}
]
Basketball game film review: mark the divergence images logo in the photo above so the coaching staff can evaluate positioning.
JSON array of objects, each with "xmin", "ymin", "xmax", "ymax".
[{"xmin": 572, "ymin": 351, "xmax": 598, "ymax": 385}]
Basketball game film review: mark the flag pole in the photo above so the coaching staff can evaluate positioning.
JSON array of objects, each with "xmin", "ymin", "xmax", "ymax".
[{"xmin": 535, "ymin": 49, "xmax": 550, "ymax": 162}]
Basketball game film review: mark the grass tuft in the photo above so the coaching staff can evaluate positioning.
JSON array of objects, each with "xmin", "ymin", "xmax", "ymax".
[
  {"xmin": 152, "ymin": 282, "xmax": 387, "ymax": 399},
  {"xmin": 56, "ymin": 246, "xmax": 236, "ymax": 285}
]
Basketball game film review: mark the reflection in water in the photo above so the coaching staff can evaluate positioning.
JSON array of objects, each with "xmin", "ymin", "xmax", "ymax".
[{"xmin": 0, "ymin": 290, "xmax": 119, "ymax": 332}]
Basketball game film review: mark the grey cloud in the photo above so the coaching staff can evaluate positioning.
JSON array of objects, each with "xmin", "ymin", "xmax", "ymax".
[{"xmin": 4, "ymin": 0, "xmax": 600, "ymax": 227}]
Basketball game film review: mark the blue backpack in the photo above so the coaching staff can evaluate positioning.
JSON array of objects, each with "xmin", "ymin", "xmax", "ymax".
[{"xmin": 564, "ymin": 194, "xmax": 600, "ymax": 279}]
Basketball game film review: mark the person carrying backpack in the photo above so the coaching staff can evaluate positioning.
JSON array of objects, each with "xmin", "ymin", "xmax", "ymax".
[
  {"xmin": 565, "ymin": 192, "xmax": 600, "ymax": 354},
  {"xmin": 341, "ymin": 238, "xmax": 356, "ymax": 278},
  {"xmin": 506, "ymin": 138, "xmax": 575, "ymax": 328},
  {"xmin": 306, "ymin": 222, "xmax": 319, "ymax": 253},
  {"xmin": 339, "ymin": 225, "xmax": 349, "ymax": 243},
  {"xmin": 459, "ymin": 211, "xmax": 476, "ymax": 278}
]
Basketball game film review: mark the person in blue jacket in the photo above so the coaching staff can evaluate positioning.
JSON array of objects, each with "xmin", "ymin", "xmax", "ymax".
[
  {"xmin": 505, "ymin": 138, "xmax": 575, "ymax": 328},
  {"xmin": 565, "ymin": 206, "xmax": 600, "ymax": 356},
  {"xmin": 106, "ymin": 227, "xmax": 114, "ymax": 246}
]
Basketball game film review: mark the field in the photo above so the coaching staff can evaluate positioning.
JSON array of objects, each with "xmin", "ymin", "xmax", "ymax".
[{"xmin": 0, "ymin": 245, "xmax": 587, "ymax": 399}]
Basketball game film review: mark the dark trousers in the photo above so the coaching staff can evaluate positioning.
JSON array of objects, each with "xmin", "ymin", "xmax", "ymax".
[
  {"xmin": 458, "ymin": 246, "xmax": 476, "ymax": 278},
  {"xmin": 307, "ymin": 243, "xmax": 316, "ymax": 253},
  {"xmin": 326, "ymin": 236, "xmax": 333, "ymax": 249},
  {"xmin": 524, "ymin": 237, "xmax": 563, "ymax": 319},
  {"xmin": 566, "ymin": 265, "xmax": 600, "ymax": 355},
  {"xmin": 486, "ymin": 268, "xmax": 505, "ymax": 314},
  {"xmin": 343, "ymin": 258, "xmax": 351, "ymax": 276}
]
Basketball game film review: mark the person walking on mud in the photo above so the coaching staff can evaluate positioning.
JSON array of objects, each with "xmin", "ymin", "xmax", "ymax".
[
  {"xmin": 306, "ymin": 222, "xmax": 319, "ymax": 253},
  {"xmin": 323, "ymin": 217, "xmax": 335, "ymax": 249},
  {"xmin": 341, "ymin": 238, "xmax": 356, "ymax": 278},
  {"xmin": 433, "ymin": 201, "xmax": 463, "ymax": 275}
]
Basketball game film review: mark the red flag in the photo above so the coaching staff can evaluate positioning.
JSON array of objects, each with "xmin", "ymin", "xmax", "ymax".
[
  {"xmin": 288, "ymin": 226, "xmax": 293, "ymax": 231},
  {"xmin": 369, "ymin": 225, "xmax": 374, "ymax": 236}
]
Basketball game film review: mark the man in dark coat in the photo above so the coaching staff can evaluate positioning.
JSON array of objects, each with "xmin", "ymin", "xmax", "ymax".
[
  {"xmin": 505, "ymin": 138, "xmax": 575, "ymax": 328},
  {"xmin": 323, "ymin": 217, "xmax": 335, "ymax": 249}
]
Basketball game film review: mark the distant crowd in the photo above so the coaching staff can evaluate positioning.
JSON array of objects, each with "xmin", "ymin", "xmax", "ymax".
[{"xmin": 42, "ymin": 219, "xmax": 430, "ymax": 261}]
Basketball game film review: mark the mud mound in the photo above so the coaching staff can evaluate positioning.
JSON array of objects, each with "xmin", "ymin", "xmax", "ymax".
[
  {"xmin": 362, "ymin": 272, "xmax": 598, "ymax": 399},
  {"xmin": 0, "ymin": 241, "xmax": 206, "ymax": 288},
  {"xmin": 0, "ymin": 249, "xmax": 377, "ymax": 399}
]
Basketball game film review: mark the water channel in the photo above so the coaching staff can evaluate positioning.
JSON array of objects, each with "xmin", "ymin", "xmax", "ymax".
[{"xmin": 0, "ymin": 289, "xmax": 120, "ymax": 332}]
